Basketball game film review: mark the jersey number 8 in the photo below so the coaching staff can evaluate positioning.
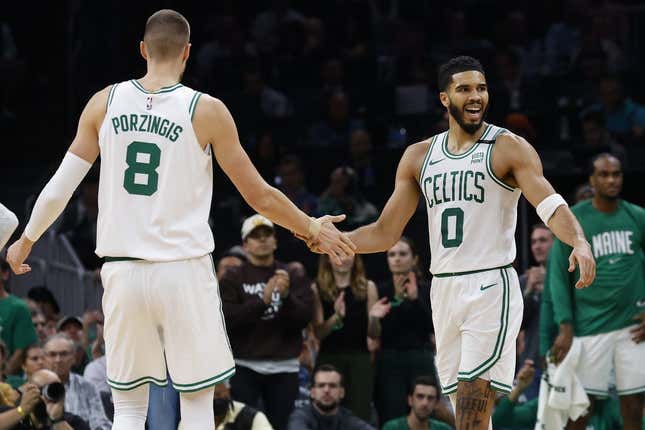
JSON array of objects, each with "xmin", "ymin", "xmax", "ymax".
[{"xmin": 123, "ymin": 141, "xmax": 161, "ymax": 196}]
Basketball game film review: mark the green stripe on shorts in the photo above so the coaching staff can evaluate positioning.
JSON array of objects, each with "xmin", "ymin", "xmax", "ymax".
[{"xmin": 172, "ymin": 366, "xmax": 236, "ymax": 392}]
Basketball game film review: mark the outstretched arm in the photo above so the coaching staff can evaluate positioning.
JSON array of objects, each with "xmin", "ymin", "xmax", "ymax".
[
  {"xmin": 347, "ymin": 142, "xmax": 426, "ymax": 253},
  {"xmin": 6, "ymin": 87, "xmax": 107, "ymax": 274},
  {"xmin": 493, "ymin": 134, "xmax": 595, "ymax": 288},
  {"xmin": 195, "ymin": 95, "xmax": 354, "ymax": 263}
]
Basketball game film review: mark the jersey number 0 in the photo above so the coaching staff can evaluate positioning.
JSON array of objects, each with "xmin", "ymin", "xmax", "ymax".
[{"xmin": 123, "ymin": 141, "xmax": 161, "ymax": 196}]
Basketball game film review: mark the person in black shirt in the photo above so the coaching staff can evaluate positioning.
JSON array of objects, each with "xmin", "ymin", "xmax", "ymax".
[
  {"xmin": 368, "ymin": 237, "xmax": 436, "ymax": 424},
  {"xmin": 220, "ymin": 214, "xmax": 313, "ymax": 430},
  {"xmin": 311, "ymin": 254, "xmax": 377, "ymax": 422}
]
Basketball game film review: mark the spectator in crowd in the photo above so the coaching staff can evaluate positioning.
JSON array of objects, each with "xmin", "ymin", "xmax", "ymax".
[
  {"xmin": 573, "ymin": 183, "xmax": 594, "ymax": 203},
  {"xmin": 26, "ymin": 287, "xmax": 60, "ymax": 328},
  {"xmin": 32, "ymin": 311, "xmax": 51, "ymax": 344},
  {"xmin": 287, "ymin": 364, "xmax": 374, "ymax": 430},
  {"xmin": 242, "ymin": 66, "xmax": 293, "ymax": 120},
  {"xmin": 573, "ymin": 109, "xmax": 624, "ymax": 161},
  {"xmin": 589, "ymin": 75, "xmax": 645, "ymax": 142},
  {"xmin": 381, "ymin": 375, "xmax": 453, "ymax": 430},
  {"xmin": 220, "ymin": 214, "xmax": 314, "ymax": 430},
  {"xmin": 318, "ymin": 166, "xmax": 378, "ymax": 230},
  {"xmin": 0, "ymin": 256, "xmax": 38, "ymax": 375},
  {"xmin": 276, "ymin": 155, "xmax": 319, "ymax": 216},
  {"xmin": 6, "ymin": 344, "xmax": 45, "ymax": 389},
  {"xmin": 311, "ymin": 253, "xmax": 377, "ymax": 421},
  {"xmin": 43, "ymin": 334, "xmax": 111, "ymax": 430},
  {"xmin": 56, "ymin": 317, "xmax": 89, "ymax": 375},
  {"xmin": 213, "ymin": 381, "xmax": 273, "ymax": 430},
  {"xmin": 295, "ymin": 326, "xmax": 319, "ymax": 410},
  {"xmin": 368, "ymin": 237, "xmax": 435, "ymax": 424},
  {"xmin": 250, "ymin": 0, "xmax": 305, "ymax": 55},
  {"xmin": 518, "ymin": 224, "xmax": 554, "ymax": 371},
  {"xmin": 308, "ymin": 91, "xmax": 364, "ymax": 148},
  {"xmin": 549, "ymin": 154, "xmax": 644, "ymax": 429},
  {"xmin": 348, "ymin": 129, "xmax": 386, "ymax": 205}
]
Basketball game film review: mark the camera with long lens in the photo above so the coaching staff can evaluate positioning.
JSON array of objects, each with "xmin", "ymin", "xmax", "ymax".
[{"xmin": 41, "ymin": 382, "xmax": 65, "ymax": 402}]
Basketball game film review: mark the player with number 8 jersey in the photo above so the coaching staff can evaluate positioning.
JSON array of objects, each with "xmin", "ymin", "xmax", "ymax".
[{"xmin": 96, "ymin": 81, "xmax": 213, "ymax": 260}]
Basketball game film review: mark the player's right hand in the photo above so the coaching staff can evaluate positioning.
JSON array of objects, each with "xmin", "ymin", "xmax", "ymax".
[
  {"xmin": 551, "ymin": 329, "xmax": 573, "ymax": 364},
  {"xmin": 568, "ymin": 240, "xmax": 595, "ymax": 289},
  {"xmin": 6, "ymin": 235, "xmax": 34, "ymax": 275}
]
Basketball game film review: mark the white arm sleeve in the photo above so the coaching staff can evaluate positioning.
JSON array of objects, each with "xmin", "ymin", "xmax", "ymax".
[
  {"xmin": 24, "ymin": 152, "xmax": 93, "ymax": 242},
  {"xmin": 0, "ymin": 203, "xmax": 19, "ymax": 250},
  {"xmin": 536, "ymin": 193, "xmax": 568, "ymax": 226}
]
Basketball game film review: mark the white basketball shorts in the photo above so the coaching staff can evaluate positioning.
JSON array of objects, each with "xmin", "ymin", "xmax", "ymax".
[
  {"xmin": 576, "ymin": 325, "xmax": 645, "ymax": 396},
  {"xmin": 431, "ymin": 265, "xmax": 523, "ymax": 395},
  {"xmin": 101, "ymin": 254, "xmax": 235, "ymax": 392}
]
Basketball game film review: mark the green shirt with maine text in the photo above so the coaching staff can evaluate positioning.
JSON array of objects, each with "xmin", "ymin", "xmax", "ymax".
[{"xmin": 549, "ymin": 200, "xmax": 645, "ymax": 336}]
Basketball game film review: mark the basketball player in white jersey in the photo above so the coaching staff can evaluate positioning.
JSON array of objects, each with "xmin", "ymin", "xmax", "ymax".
[
  {"xmin": 307, "ymin": 56, "xmax": 596, "ymax": 429},
  {"xmin": 0, "ymin": 203, "xmax": 19, "ymax": 250},
  {"xmin": 6, "ymin": 10, "xmax": 355, "ymax": 429}
]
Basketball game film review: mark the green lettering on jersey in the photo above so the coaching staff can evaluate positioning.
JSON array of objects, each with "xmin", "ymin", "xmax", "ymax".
[
  {"xmin": 474, "ymin": 171, "xmax": 485, "ymax": 203},
  {"xmin": 119, "ymin": 115, "xmax": 129, "ymax": 132},
  {"xmin": 139, "ymin": 114, "xmax": 149, "ymax": 132},
  {"xmin": 433, "ymin": 174, "xmax": 442, "ymax": 205},
  {"xmin": 423, "ymin": 177, "xmax": 434, "ymax": 208},
  {"xmin": 129, "ymin": 114, "xmax": 139, "ymax": 132},
  {"xmin": 170, "ymin": 125, "xmax": 183, "ymax": 142},
  {"xmin": 442, "ymin": 173, "xmax": 451, "ymax": 203},
  {"xmin": 111, "ymin": 117, "xmax": 121, "ymax": 134},
  {"xmin": 150, "ymin": 116, "xmax": 161, "ymax": 134},
  {"xmin": 159, "ymin": 119, "xmax": 170, "ymax": 136},
  {"xmin": 463, "ymin": 171, "xmax": 474, "ymax": 201}
]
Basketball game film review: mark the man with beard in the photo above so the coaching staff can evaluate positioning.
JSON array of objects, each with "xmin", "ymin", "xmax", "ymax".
[
  {"xmin": 549, "ymin": 153, "xmax": 645, "ymax": 430},
  {"xmin": 287, "ymin": 364, "xmax": 374, "ymax": 430},
  {"xmin": 304, "ymin": 55, "xmax": 596, "ymax": 430},
  {"xmin": 382, "ymin": 376, "xmax": 452, "ymax": 430}
]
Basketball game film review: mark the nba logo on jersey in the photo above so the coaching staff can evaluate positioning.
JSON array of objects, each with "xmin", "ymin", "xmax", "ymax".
[
  {"xmin": 146, "ymin": 96, "xmax": 153, "ymax": 110},
  {"xmin": 471, "ymin": 152, "xmax": 484, "ymax": 164}
]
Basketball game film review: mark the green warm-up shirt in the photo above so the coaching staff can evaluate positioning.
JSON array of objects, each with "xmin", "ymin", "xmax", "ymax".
[{"xmin": 549, "ymin": 200, "xmax": 645, "ymax": 336}]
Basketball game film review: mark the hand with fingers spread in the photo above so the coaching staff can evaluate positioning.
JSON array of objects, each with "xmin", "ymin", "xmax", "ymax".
[
  {"xmin": 294, "ymin": 214, "xmax": 356, "ymax": 265},
  {"xmin": 630, "ymin": 312, "xmax": 645, "ymax": 343},
  {"xmin": 6, "ymin": 235, "xmax": 34, "ymax": 275},
  {"xmin": 568, "ymin": 240, "xmax": 595, "ymax": 289}
]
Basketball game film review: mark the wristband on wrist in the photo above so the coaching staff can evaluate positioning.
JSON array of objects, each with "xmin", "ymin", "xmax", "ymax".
[{"xmin": 307, "ymin": 217, "xmax": 321, "ymax": 240}]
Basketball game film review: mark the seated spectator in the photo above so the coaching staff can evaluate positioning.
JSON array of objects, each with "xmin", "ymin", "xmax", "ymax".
[
  {"xmin": 26, "ymin": 287, "xmax": 60, "ymax": 327},
  {"xmin": 308, "ymin": 92, "xmax": 364, "ymax": 148},
  {"xmin": 0, "ymin": 257, "xmax": 38, "ymax": 375},
  {"xmin": 220, "ymin": 214, "xmax": 313, "ymax": 430},
  {"xmin": 213, "ymin": 381, "xmax": 273, "ymax": 430},
  {"xmin": 43, "ymin": 334, "xmax": 111, "ymax": 430},
  {"xmin": 572, "ymin": 183, "xmax": 594, "ymax": 203},
  {"xmin": 0, "ymin": 368, "xmax": 90, "ymax": 429},
  {"xmin": 587, "ymin": 75, "xmax": 645, "ymax": 143},
  {"xmin": 573, "ymin": 110, "xmax": 624, "ymax": 161},
  {"xmin": 32, "ymin": 311, "xmax": 51, "ymax": 344},
  {"xmin": 287, "ymin": 364, "xmax": 374, "ymax": 430},
  {"xmin": 56, "ymin": 317, "xmax": 89, "ymax": 374},
  {"xmin": 311, "ymin": 254, "xmax": 377, "ymax": 422},
  {"xmin": 276, "ymin": 155, "xmax": 319, "ymax": 216},
  {"xmin": 6, "ymin": 344, "xmax": 45, "ymax": 389},
  {"xmin": 381, "ymin": 376, "xmax": 453, "ymax": 430},
  {"xmin": 492, "ymin": 359, "xmax": 623, "ymax": 429},
  {"xmin": 318, "ymin": 166, "xmax": 378, "ymax": 230},
  {"xmin": 217, "ymin": 248, "xmax": 247, "ymax": 281}
]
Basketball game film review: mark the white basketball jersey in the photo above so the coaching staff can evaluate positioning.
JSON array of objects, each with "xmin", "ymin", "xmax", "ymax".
[
  {"xmin": 419, "ymin": 124, "xmax": 522, "ymax": 274},
  {"xmin": 95, "ymin": 80, "xmax": 214, "ymax": 261}
]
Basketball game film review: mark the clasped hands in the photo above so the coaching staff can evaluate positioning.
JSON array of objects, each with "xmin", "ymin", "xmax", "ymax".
[{"xmin": 292, "ymin": 214, "xmax": 356, "ymax": 265}]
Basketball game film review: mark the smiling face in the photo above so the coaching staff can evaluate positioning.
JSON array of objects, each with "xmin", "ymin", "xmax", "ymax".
[{"xmin": 440, "ymin": 70, "xmax": 489, "ymax": 135}]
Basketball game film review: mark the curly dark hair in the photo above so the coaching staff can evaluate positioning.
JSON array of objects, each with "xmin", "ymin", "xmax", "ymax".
[{"xmin": 437, "ymin": 56, "xmax": 485, "ymax": 91}]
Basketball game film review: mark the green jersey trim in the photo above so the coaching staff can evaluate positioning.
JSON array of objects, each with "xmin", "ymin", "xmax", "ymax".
[
  {"xmin": 441, "ymin": 124, "xmax": 492, "ymax": 159},
  {"xmin": 418, "ymin": 135, "xmax": 439, "ymax": 184},
  {"xmin": 616, "ymin": 385, "xmax": 645, "ymax": 396},
  {"xmin": 457, "ymin": 268, "xmax": 510, "ymax": 380},
  {"xmin": 108, "ymin": 375, "xmax": 168, "ymax": 391},
  {"xmin": 189, "ymin": 91, "xmax": 203, "ymax": 120},
  {"xmin": 130, "ymin": 79, "xmax": 184, "ymax": 94},
  {"xmin": 104, "ymin": 256, "xmax": 143, "ymax": 262},
  {"xmin": 485, "ymin": 143, "xmax": 515, "ymax": 192},
  {"xmin": 171, "ymin": 366, "xmax": 236, "ymax": 392},
  {"xmin": 107, "ymin": 84, "xmax": 118, "ymax": 108},
  {"xmin": 433, "ymin": 263, "xmax": 512, "ymax": 278}
]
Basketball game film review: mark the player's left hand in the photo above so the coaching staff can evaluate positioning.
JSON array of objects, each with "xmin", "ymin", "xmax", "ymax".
[
  {"xmin": 568, "ymin": 240, "xmax": 595, "ymax": 289},
  {"xmin": 6, "ymin": 235, "xmax": 34, "ymax": 275},
  {"xmin": 630, "ymin": 312, "xmax": 645, "ymax": 343}
]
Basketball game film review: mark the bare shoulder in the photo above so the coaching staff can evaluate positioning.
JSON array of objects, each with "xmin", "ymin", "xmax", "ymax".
[
  {"xmin": 403, "ymin": 138, "xmax": 433, "ymax": 181},
  {"xmin": 193, "ymin": 93, "xmax": 229, "ymax": 121},
  {"xmin": 494, "ymin": 132, "xmax": 539, "ymax": 164},
  {"xmin": 82, "ymin": 86, "xmax": 113, "ymax": 128}
]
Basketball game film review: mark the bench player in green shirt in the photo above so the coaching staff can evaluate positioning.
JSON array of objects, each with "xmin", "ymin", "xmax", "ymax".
[{"xmin": 549, "ymin": 153, "xmax": 645, "ymax": 430}]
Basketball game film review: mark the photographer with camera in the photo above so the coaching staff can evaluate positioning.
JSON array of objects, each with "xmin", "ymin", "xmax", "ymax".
[{"xmin": 0, "ymin": 369, "xmax": 89, "ymax": 429}]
